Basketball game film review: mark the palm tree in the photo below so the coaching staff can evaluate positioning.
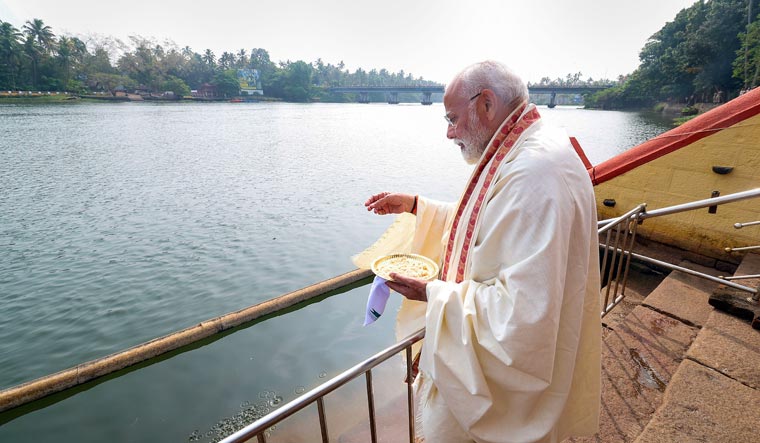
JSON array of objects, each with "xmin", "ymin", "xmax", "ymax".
[
  {"xmin": 23, "ymin": 35, "xmax": 43, "ymax": 88},
  {"xmin": 22, "ymin": 19, "xmax": 56, "ymax": 88},
  {"xmin": 219, "ymin": 51, "xmax": 235, "ymax": 70},
  {"xmin": 236, "ymin": 49, "xmax": 247, "ymax": 68},
  {"xmin": 57, "ymin": 36, "xmax": 73, "ymax": 88},
  {"xmin": 0, "ymin": 21, "xmax": 23, "ymax": 89},
  {"xmin": 23, "ymin": 18, "xmax": 55, "ymax": 53},
  {"xmin": 202, "ymin": 49, "xmax": 215, "ymax": 67},
  {"xmin": 71, "ymin": 37, "xmax": 87, "ymax": 56}
]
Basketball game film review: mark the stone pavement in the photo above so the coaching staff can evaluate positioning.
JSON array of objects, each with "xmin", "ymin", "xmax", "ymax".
[
  {"xmin": 632, "ymin": 252, "xmax": 760, "ymax": 443},
  {"xmin": 578, "ymin": 251, "xmax": 760, "ymax": 443}
]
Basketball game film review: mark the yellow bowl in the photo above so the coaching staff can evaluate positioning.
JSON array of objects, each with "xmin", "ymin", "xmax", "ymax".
[{"xmin": 371, "ymin": 253, "xmax": 439, "ymax": 281}]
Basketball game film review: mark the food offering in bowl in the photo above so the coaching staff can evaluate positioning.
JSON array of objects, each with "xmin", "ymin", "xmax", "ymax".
[{"xmin": 371, "ymin": 253, "xmax": 439, "ymax": 282}]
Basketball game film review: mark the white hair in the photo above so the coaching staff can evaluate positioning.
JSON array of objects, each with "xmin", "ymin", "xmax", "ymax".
[{"xmin": 449, "ymin": 60, "xmax": 528, "ymax": 107}]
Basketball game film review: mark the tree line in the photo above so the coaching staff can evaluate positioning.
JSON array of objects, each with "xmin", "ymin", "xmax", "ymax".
[
  {"xmin": 586, "ymin": 0, "xmax": 760, "ymax": 109},
  {"xmin": 0, "ymin": 18, "xmax": 441, "ymax": 102},
  {"xmin": 528, "ymin": 72, "xmax": 616, "ymax": 88}
]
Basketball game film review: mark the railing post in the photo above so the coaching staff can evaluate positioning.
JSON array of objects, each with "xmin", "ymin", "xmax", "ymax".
[
  {"xmin": 618, "ymin": 211, "xmax": 643, "ymax": 298},
  {"xmin": 406, "ymin": 346, "xmax": 415, "ymax": 443},
  {"xmin": 599, "ymin": 204, "xmax": 646, "ymax": 316},
  {"xmin": 317, "ymin": 397, "xmax": 330, "ymax": 443},
  {"xmin": 366, "ymin": 370, "xmax": 378, "ymax": 443}
]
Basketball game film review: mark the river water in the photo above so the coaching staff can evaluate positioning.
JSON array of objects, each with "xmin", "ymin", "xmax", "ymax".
[{"xmin": 0, "ymin": 101, "xmax": 671, "ymax": 442}]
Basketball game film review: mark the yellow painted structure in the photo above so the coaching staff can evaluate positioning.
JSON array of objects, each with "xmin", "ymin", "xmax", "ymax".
[{"xmin": 594, "ymin": 111, "xmax": 760, "ymax": 261}]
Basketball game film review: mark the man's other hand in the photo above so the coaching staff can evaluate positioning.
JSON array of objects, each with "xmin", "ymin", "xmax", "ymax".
[{"xmin": 386, "ymin": 273, "xmax": 428, "ymax": 302}]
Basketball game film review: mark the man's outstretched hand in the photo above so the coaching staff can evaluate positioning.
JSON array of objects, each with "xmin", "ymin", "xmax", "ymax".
[
  {"xmin": 364, "ymin": 192, "xmax": 415, "ymax": 215},
  {"xmin": 364, "ymin": 192, "xmax": 427, "ymax": 301},
  {"xmin": 386, "ymin": 273, "xmax": 428, "ymax": 302}
]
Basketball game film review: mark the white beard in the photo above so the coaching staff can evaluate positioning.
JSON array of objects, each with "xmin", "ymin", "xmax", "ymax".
[{"xmin": 453, "ymin": 107, "xmax": 492, "ymax": 165}]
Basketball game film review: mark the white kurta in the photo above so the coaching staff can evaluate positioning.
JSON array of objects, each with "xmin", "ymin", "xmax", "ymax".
[
  {"xmin": 407, "ymin": 116, "xmax": 601, "ymax": 443},
  {"xmin": 353, "ymin": 108, "xmax": 601, "ymax": 443}
]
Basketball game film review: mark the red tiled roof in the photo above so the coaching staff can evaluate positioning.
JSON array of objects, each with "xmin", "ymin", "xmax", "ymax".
[{"xmin": 589, "ymin": 87, "xmax": 760, "ymax": 185}]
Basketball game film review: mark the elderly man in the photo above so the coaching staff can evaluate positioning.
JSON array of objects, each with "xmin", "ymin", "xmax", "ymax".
[{"xmin": 363, "ymin": 61, "xmax": 601, "ymax": 443}]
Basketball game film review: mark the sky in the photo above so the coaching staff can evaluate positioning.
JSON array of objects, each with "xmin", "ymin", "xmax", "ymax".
[{"xmin": 0, "ymin": 0, "xmax": 699, "ymax": 84}]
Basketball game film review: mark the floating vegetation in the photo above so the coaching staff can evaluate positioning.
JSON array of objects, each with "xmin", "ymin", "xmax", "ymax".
[{"xmin": 188, "ymin": 391, "xmax": 281, "ymax": 442}]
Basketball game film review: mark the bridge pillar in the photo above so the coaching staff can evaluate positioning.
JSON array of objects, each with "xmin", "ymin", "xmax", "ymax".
[
  {"xmin": 387, "ymin": 91, "xmax": 399, "ymax": 104},
  {"xmin": 548, "ymin": 92, "xmax": 557, "ymax": 109},
  {"xmin": 359, "ymin": 91, "xmax": 370, "ymax": 104},
  {"xmin": 421, "ymin": 92, "xmax": 432, "ymax": 105}
]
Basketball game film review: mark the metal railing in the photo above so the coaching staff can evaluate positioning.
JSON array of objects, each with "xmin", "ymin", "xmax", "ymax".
[
  {"xmin": 598, "ymin": 188, "xmax": 760, "ymax": 228},
  {"xmin": 597, "ymin": 189, "xmax": 760, "ymax": 309},
  {"xmin": 734, "ymin": 220, "xmax": 760, "ymax": 229},
  {"xmin": 726, "ymin": 218, "xmax": 760, "ymax": 253},
  {"xmin": 723, "ymin": 218, "xmax": 760, "ymax": 291},
  {"xmin": 220, "ymin": 328, "xmax": 425, "ymax": 443},
  {"xmin": 221, "ymin": 188, "xmax": 760, "ymax": 442},
  {"xmin": 598, "ymin": 204, "xmax": 646, "ymax": 317}
]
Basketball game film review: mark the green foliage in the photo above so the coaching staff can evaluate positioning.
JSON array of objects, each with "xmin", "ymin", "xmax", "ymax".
[
  {"xmin": 89, "ymin": 72, "xmax": 136, "ymax": 93},
  {"xmin": 0, "ymin": 21, "xmax": 23, "ymax": 89},
  {"xmin": 162, "ymin": 75, "xmax": 190, "ymax": 97},
  {"xmin": 673, "ymin": 115, "xmax": 698, "ymax": 125},
  {"xmin": 588, "ymin": 0, "xmax": 759, "ymax": 109},
  {"xmin": 733, "ymin": 8, "xmax": 760, "ymax": 89},
  {"xmin": 0, "ymin": 17, "xmax": 441, "ymax": 101},
  {"xmin": 529, "ymin": 72, "xmax": 615, "ymax": 88},
  {"xmin": 66, "ymin": 79, "xmax": 87, "ymax": 94},
  {"xmin": 283, "ymin": 61, "xmax": 313, "ymax": 102},
  {"xmin": 212, "ymin": 70, "xmax": 240, "ymax": 98},
  {"xmin": 583, "ymin": 85, "xmax": 625, "ymax": 109}
]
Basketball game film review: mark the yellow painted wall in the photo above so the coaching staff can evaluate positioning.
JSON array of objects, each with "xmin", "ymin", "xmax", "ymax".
[{"xmin": 595, "ymin": 113, "xmax": 760, "ymax": 260}]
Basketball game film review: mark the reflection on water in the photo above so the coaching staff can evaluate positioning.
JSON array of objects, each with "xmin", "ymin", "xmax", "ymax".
[
  {"xmin": 0, "ymin": 102, "xmax": 671, "ymax": 442},
  {"xmin": 539, "ymin": 106, "xmax": 673, "ymax": 165}
]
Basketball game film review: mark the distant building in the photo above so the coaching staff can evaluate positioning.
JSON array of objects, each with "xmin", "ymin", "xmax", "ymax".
[
  {"xmin": 134, "ymin": 85, "xmax": 151, "ymax": 96},
  {"xmin": 196, "ymin": 83, "xmax": 218, "ymax": 98},
  {"xmin": 237, "ymin": 69, "xmax": 263, "ymax": 95}
]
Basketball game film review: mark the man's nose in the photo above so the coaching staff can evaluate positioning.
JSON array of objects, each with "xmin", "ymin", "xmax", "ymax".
[{"xmin": 447, "ymin": 125, "xmax": 456, "ymax": 139}]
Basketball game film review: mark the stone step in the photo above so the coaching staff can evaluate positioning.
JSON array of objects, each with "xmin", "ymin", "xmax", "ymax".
[
  {"xmin": 570, "ymin": 306, "xmax": 698, "ymax": 443},
  {"xmin": 688, "ymin": 310, "xmax": 760, "ymax": 390},
  {"xmin": 574, "ymin": 257, "xmax": 732, "ymax": 442},
  {"xmin": 633, "ymin": 253, "xmax": 760, "ymax": 442},
  {"xmin": 709, "ymin": 252, "xmax": 760, "ymax": 328},
  {"xmin": 641, "ymin": 260, "xmax": 724, "ymax": 328},
  {"xmin": 600, "ymin": 262, "xmax": 667, "ymax": 329},
  {"xmin": 634, "ymin": 359, "xmax": 760, "ymax": 443}
]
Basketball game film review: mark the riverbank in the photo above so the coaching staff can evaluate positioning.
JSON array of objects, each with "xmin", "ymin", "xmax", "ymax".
[
  {"xmin": 0, "ymin": 93, "xmax": 283, "ymax": 104},
  {"xmin": 0, "ymin": 92, "xmax": 77, "ymax": 103},
  {"xmin": 652, "ymin": 101, "xmax": 721, "ymax": 126}
]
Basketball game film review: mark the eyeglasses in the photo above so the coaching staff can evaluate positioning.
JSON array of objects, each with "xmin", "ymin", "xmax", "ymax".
[{"xmin": 444, "ymin": 91, "xmax": 482, "ymax": 127}]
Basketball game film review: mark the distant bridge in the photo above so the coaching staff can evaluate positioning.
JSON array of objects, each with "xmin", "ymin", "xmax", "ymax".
[
  {"xmin": 329, "ymin": 86, "xmax": 444, "ymax": 105},
  {"xmin": 329, "ymin": 84, "xmax": 614, "ymax": 106},
  {"xmin": 528, "ymin": 85, "xmax": 614, "ymax": 108}
]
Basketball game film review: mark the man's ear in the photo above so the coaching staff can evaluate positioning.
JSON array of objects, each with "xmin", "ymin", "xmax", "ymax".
[{"xmin": 481, "ymin": 89, "xmax": 497, "ymax": 121}]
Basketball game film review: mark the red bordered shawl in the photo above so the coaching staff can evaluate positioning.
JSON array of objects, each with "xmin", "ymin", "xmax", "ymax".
[{"xmin": 440, "ymin": 103, "xmax": 541, "ymax": 282}]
